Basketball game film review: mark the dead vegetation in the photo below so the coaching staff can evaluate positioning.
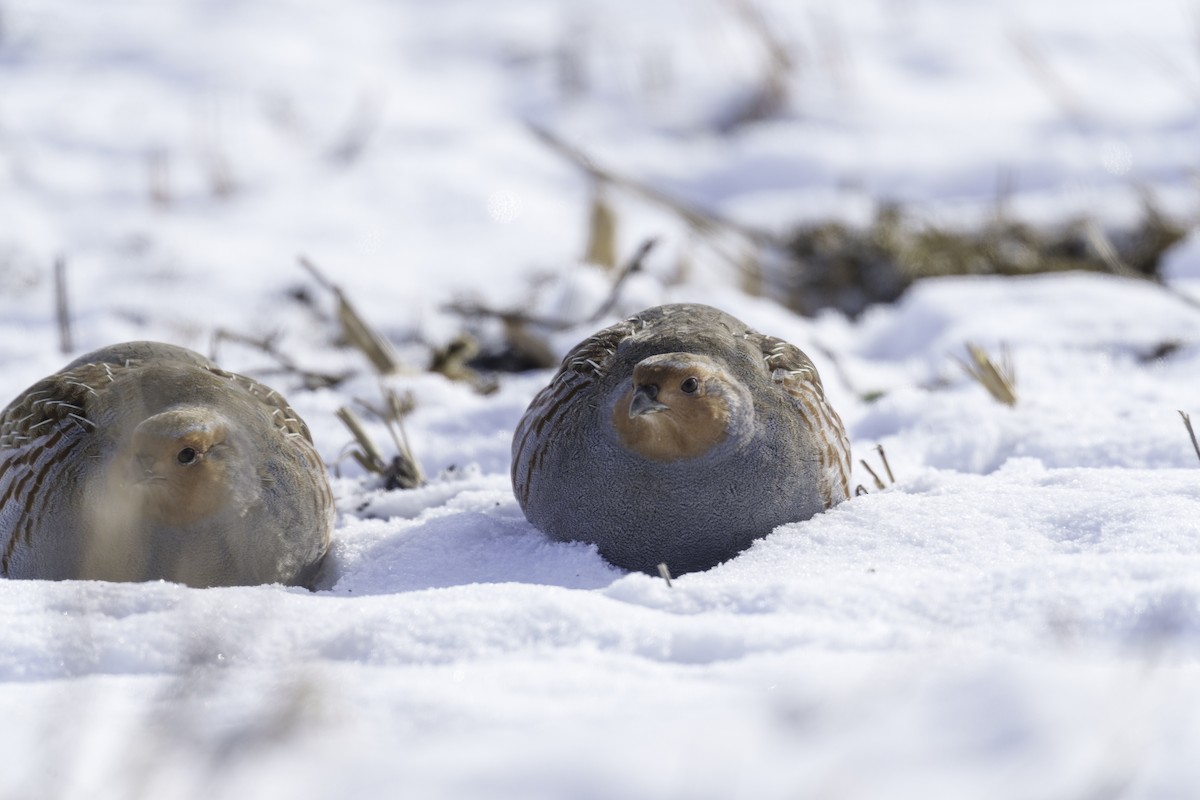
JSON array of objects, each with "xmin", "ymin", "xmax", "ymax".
[
  {"xmin": 529, "ymin": 124, "xmax": 1192, "ymax": 320},
  {"xmin": 782, "ymin": 201, "xmax": 1189, "ymax": 316},
  {"xmin": 298, "ymin": 256, "xmax": 401, "ymax": 375},
  {"xmin": 213, "ymin": 257, "xmax": 424, "ymax": 490},
  {"xmin": 1180, "ymin": 411, "xmax": 1200, "ymax": 464},
  {"xmin": 955, "ymin": 342, "xmax": 1018, "ymax": 407},
  {"xmin": 855, "ymin": 444, "xmax": 895, "ymax": 496},
  {"xmin": 716, "ymin": 0, "xmax": 797, "ymax": 133},
  {"xmin": 53, "ymin": 256, "xmax": 71, "ymax": 355},
  {"xmin": 444, "ymin": 237, "xmax": 659, "ymax": 372},
  {"xmin": 336, "ymin": 391, "xmax": 424, "ymax": 490}
]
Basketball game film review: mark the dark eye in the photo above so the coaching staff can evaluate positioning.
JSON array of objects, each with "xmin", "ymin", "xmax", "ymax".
[
  {"xmin": 680, "ymin": 377, "xmax": 699, "ymax": 395},
  {"xmin": 177, "ymin": 447, "xmax": 198, "ymax": 465}
]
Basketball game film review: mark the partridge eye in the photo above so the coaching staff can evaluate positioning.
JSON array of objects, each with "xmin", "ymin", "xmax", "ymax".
[
  {"xmin": 680, "ymin": 377, "xmax": 700, "ymax": 395},
  {"xmin": 177, "ymin": 447, "xmax": 198, "ymax": 465}
]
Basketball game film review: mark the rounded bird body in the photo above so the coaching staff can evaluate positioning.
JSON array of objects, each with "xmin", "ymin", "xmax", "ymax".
[
  {"xmin": 0, "ymin": 342, "xmax": 333, "ymax": 587},
  {"xmin": 512, "ymin": 303, "xmax": 850, "ymax": 575}
]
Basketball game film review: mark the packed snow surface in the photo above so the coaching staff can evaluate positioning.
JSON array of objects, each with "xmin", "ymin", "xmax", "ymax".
[{"xmin": 1, "ymin": 0, "xmax": 1199, "ymax": 797}]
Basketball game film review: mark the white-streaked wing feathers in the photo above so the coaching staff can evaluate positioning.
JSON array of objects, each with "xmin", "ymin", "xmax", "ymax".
[
  {"xmin": 0, "ymin": 363, "xmax": 110, "ymax": 574},
  {"xmin": 750, "ymin": 332, "xmax": 851, "ymax": 507},
  {"xmin": 512, "ymin": 316, "xmax": 639, "ymax": 508}
]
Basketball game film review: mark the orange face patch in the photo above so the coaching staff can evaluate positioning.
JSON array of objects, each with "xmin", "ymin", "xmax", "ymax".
[{"xmin": 612, "ymin": 365, "xmax": 730, "ymax": 463}]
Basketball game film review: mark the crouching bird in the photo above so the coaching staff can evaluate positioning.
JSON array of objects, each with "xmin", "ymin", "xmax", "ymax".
[
  {"xmin": 512, "ymin": 303, "xmax": 850, "ymax": 575},
  {"xmin": 0, "ymin": 341, "xmax": 333, "ymax": 587}
]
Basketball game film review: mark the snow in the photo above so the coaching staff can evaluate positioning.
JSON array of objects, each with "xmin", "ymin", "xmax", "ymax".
[{"xmin": 2, "ymin": 0, "xmax": 1200, "ymax": 797}]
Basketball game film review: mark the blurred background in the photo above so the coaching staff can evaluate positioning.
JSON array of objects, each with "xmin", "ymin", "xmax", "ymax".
[{"xmin": 1, "ymin": 0, "xmax": 1196, "ymax": 354}]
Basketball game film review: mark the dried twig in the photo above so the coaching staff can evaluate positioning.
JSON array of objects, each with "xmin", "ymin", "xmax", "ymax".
[
  {"xmin": 1010, "ymin": 28, "xmax": 1090, "ymax": 131},
  {"xmin": 875, "ymin": 444, "xmax": 895, "ymax": 484},
  {"xmin": 656, "ymin": 563, "xmax": 674, "ymax": 588},
  {"xmin": 718, "ymin": 0, "xmax": 795, "ymax": 132},
  {"xmin": 299, "ymin": 256, "xmax": 401, "ymax": 374},
  {"xmin": 147, "ymin": 148, "xmax": 171, "ymax": 209},
  {"xmin": 728, "ymin": 0, "xmax": 793, "ymax": 75},
  {"xmin": 53, "ymin": 256, "xmax": 72, "ymax": 355},
  {"xmin": 440, "ymin": 238, "xmax": 656, "ymax": 379},
  {"xmin": 327, "ymin": 91, "xmax": 383, "ymax": 165},
  {"xmin": 856, "ymin": 444, "xmax": 895, "ymax": 494},
  {"xmin": 1085, "ymin": 218, "xmax": 1200, "ymax": 311},
  {"xmin": 197, "ymin": 102, "xmax": 237, "ymax": 199},
  {"xmin": 211, "ymin": 329, "xmax": 350, "ymax": 389},
  {"xmin": 955, "ymin": 342, "xmax": 1017, "ymax": 406},
  {"xmin": 527, "ymin": 124, "xmax": 782, "ymax": 248},
  {"xmin": 1083, "ymin": 219, "xmax": 1144, "ymax": 280},
  {"xmin": 859, "ymin": 459, "xmax": 885, "ymax": 491},
  {"xmin": 336, "ymin": 407, "xmax": 386, "ymax": 473},
  {"xmin": 498, "ymin": 318, "xmax": 560, "ymax": 370},
  {"xmin": 444, "ymin": 237, "xmax": 659, "ymax": 332},
  {"xmin": 1180, "ymin": 410, "xmax": 1200, "ymax": 464},
  {"xmin": 586, "ymin": 237, "xmax": 657, "ymax": 323},
  {"xmin": 428, "ymin": 334, "xmax": 498, "ymax": 394}
]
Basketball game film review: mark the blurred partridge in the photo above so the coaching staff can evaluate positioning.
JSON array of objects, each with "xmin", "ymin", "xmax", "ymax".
[
  {"xmin": 512, "ymin": 303, "xmax": 850, "ymax": 575},
  {"xmin": 0, "ymin": 342, "xmax": 334, "ymax": 587}
]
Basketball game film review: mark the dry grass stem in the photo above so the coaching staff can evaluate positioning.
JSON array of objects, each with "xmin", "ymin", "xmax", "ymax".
[
  {"xmin": 1180, "ymin": 410, "xmax": 1200, "ymax": 464},
  {"xmin": 1083, "ymin": 219, "xmax": 1143, "ymax": 280},
  {"xmin": 437, "ymin": 239, "xmax": 657, "ymax": 377},
  {"xmin": 147, "ymin": 148, "xmax": 172, "ymax": 209},
  {"xmin": 718, "ymin": 0, "xmax": 795, "ymax": 132},
  {"xmin": 336, "ymin": 402, "xmax": 424, "ymax": 490},
  {"xmin": 197, "ymin": 104, "xmax": 237, "ymax": 199},
  {"xmin": 202, "ymin": 146, "xmax": 236, "ymax": 199},
  {"xmin": 739, "ymin": 245, "xmax": 763, "ymax": 297},
  {"xmin": 299, "ymin": 256, "xmax": 401, "ymax": 375},
  {"xmin": 956, "ymin": 342, "xmax": 1018, "ymax": 406},
  {"xmin": 445, "ymin": 237, "xmax": 659, "ymax": 333},
  {"xmin": 210, "ymin": 329, "xmax": 349, "ymax": 389},
  {"xmin": 583, "ymin": 188, "xmax": 618, "ymax": 270},
  {"xmin": 336, "ymin": 407, "xmax": 387, "ymax": 473},
  {"xmin": 500, "ymin": 319, "xmax": 560, "ymax": 370},
  {"xmin": 556, "ymin": 20, "xmax": 590, "ymax": 100},
  {"xmin": 53, "ymin": 256, "xmax": 72, "ymax": 355},
  {"xmin": 327, "ymin": 91, "xmax": 383, "ymax": 165},
  {"xmin": 875, "ymin": 444, "xmax": 895, "ymax": 484},
  {"xmin": 783, "ymin": 202, "xmax": 1187, "ymax": 317},
  {"xmin": 527, "ymin": 124, "xmax": 781, "ymax": 248},
  {"xmin": 1010, "ymin": 28, "xmax": 1090, "ymax": 130},
  {"xmin": 859, "ymin": 459, "xmax": 885, "ymax": 491},
  {"xmin": 587, "ymin": 237, "xmax": 658, "ymax": 323},
  {"xmin": 656, "ymin": 562, "xmax": 674, "ymax": 587},
  {"xmin": 428, "ymin": 334, "xmax": 498, "ymax": 394}
]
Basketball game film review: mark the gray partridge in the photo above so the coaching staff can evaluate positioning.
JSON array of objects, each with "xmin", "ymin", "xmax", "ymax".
[
  {"xmin": 0, "ymin": 341, "xmax": 333, "ymax": 587},
  {"xmin": 512, "ymin": 303, "xmax": 851, "ymax": 575}
]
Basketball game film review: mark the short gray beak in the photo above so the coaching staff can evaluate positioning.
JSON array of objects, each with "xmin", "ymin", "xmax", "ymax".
[
  {"xmin": 629, "ymin": 384, "xmax": 668, "ymax": 417},
  {"xmin": 136, "ymin": 453, "xmax": 158, "ymax": 477}
]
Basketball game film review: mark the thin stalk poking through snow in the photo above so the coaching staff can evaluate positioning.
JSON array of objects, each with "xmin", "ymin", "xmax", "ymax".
[{"xmin": 1180, "ymin": 410, "xmax": 1200, "ymax": 464}]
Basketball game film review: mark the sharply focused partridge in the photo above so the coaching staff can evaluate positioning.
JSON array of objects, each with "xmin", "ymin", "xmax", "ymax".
[
  {"xmin": 0, "ymin": 341, "xmax": 334, "ymax": 587},
  {"xmin": 512, "ymin": 303, "xmax": 851, "ymax": 575}
]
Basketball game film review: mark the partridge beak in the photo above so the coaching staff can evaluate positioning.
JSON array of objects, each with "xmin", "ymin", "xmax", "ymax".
[
  {"xmin": 629, "ymin": 384, "xmax": 668, "ymax": 417},
  {"xmin": 133, "ymin": 453, "xmax": 166, "ymax": 483},
  {"xmin": 136, "ymin": 453, "xmax": 157, "ymax": 475}
]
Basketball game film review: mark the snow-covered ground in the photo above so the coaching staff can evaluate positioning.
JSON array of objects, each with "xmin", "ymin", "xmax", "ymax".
[{"xmin": 2, "ymin": 0, "xmax": 1200, "ymax": 797}]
